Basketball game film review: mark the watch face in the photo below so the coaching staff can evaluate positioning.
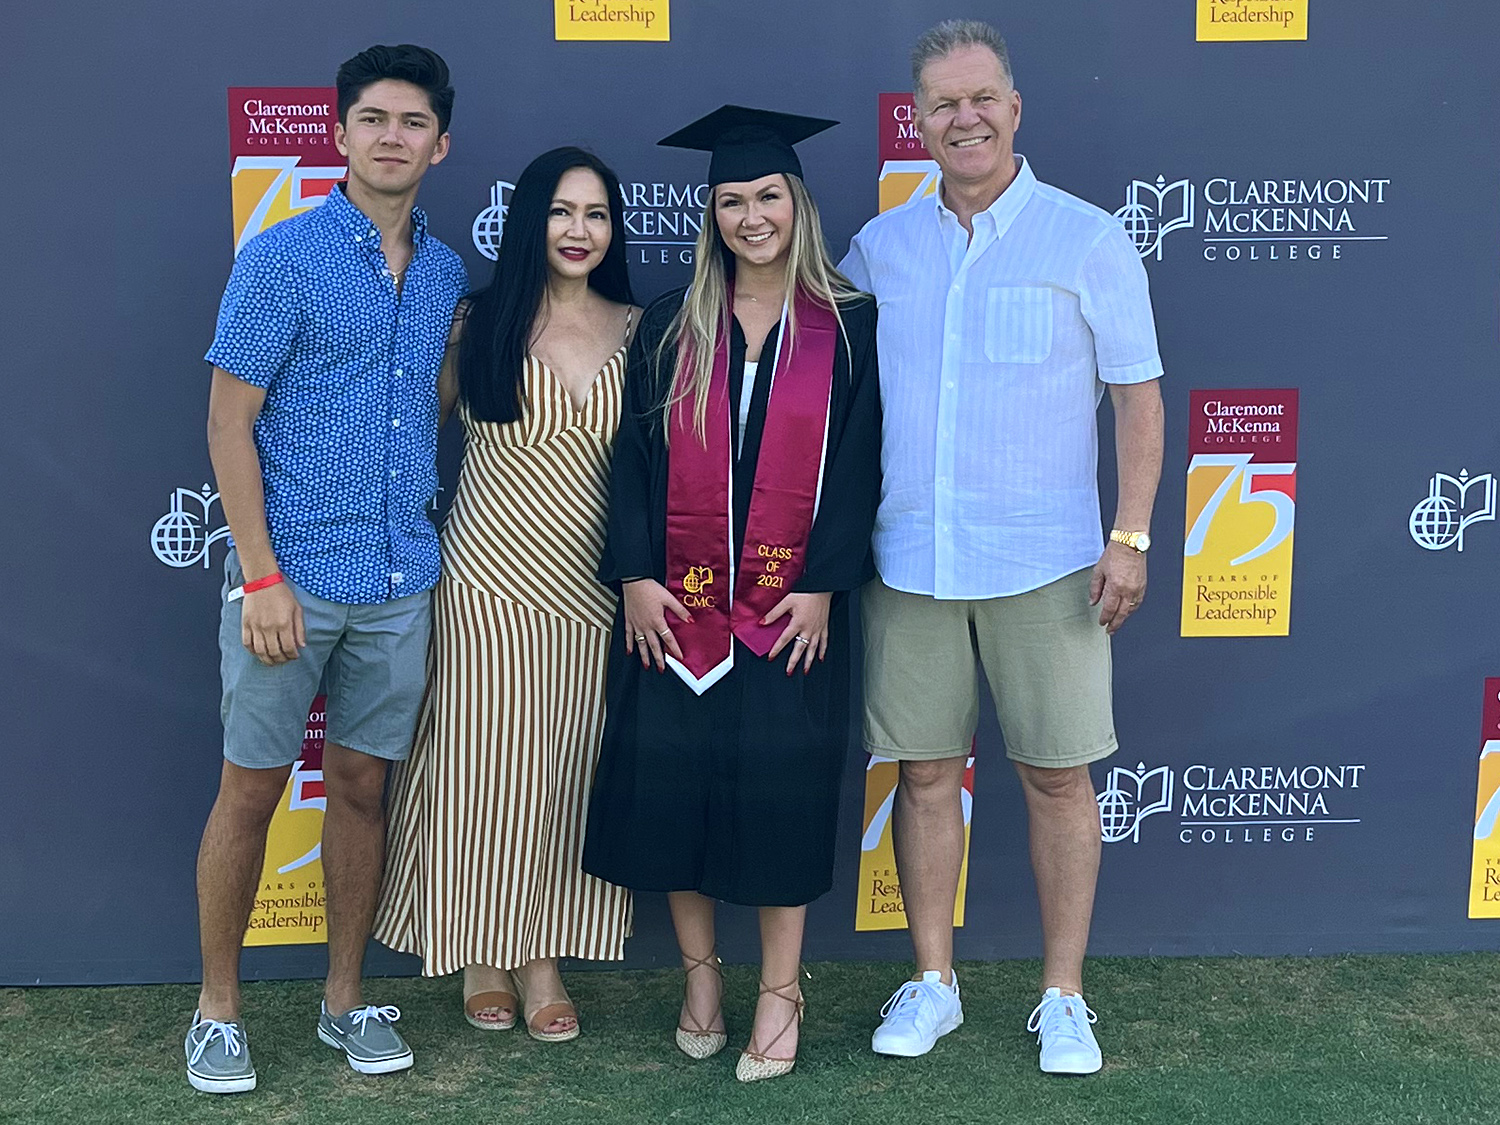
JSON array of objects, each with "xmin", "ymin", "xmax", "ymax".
[{"xmin": 1135, "ymin": 532, "xmax": 1151, "ymax": 552}]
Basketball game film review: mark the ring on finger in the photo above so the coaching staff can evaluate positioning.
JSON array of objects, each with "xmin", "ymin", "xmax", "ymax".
[
  {"xmin": 634, "ymin": 633, "xmax": 648, "ymax": 641},
  {"xmin": 793, "ymin": 636, "xmax": 809, "ymax": 646},
  {"xmin": 657, "ymin": 628, "xmax": 671, "ymax": 637}
]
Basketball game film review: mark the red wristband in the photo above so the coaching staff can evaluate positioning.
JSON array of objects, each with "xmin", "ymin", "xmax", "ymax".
[{"xmin": 241, "ymin": 572, "xmax": 285, "ymax": 595}]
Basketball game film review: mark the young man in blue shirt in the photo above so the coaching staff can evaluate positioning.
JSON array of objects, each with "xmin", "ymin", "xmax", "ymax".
[{"xmin": 184, "ymin": 44, "xmax": 468, "ymax": 1094}]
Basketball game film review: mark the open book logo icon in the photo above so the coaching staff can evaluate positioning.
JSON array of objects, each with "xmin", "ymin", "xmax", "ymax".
[
  {"xmin": 1097, "ymin": 762, "xmax": 1175, "ymax": 843},
  {"xmin": 1409, "ymin": 469, "xmax": 1496, "ymax": 552},
  {"xmin": 150, "ymin": 484, "xmax": 230, "ymax": 569},
  {"xmin": 1114, "ymin": 176, "xmax": 1196, "ymax": 261}
]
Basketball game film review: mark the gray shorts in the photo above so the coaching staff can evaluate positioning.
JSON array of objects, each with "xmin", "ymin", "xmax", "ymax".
[
  {"xmin": 219, "ymin": 549, "xmax": 432, "ymax": 769},
  {"xmin": 862, "ymin": 569, "xmax": 1116, "ymax": 770}
]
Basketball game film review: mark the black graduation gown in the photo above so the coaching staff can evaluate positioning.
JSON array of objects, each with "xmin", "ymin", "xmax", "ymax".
[{"xmin": 581, "ymin": 289, "xmax": 882, "ymax": 907}]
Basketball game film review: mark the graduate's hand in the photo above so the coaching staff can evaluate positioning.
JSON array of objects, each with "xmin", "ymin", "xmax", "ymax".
[
  {"xmin": 623, "ymin": 579, "xmax": 691, "ymax": 673},
  {"xmin": 763, "ymin": 591, "xmax": 831, "ymax": 675}
]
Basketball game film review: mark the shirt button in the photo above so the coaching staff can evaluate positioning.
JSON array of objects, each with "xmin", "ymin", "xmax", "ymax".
[
  {"xmin": 390, "ymin": 469, "xmax": 398, "ymax": 479},
  {"xmin": 945, "ymin": 381, "xmax": 955, "ymax": 389},
  {"xmin": 395, "ymin": 368, "xmax": 404, "ymax": 378},
  {"xmin": 392, "ymin": 572, "xmax": 404, "ymax": 585},
  {"xmin": 392, "ymin": 418, "xmax": 401, "ymax": 428}
]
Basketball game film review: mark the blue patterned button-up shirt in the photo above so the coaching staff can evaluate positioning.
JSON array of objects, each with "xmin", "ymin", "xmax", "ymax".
[{"xmin": 206, "ymin": 185, "xmax": 468, "ymax": 604}]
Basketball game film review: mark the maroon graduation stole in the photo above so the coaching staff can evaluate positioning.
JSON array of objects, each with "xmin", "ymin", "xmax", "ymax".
[{"xmin": 663, "ymin": 293, "xmax": 838, "ymax": 694}]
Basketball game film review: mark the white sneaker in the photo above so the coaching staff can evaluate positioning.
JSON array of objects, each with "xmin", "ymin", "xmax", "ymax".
[
  {"xmin": 1027, "ymin": 987, "xmax": 1102, "ymax": 1075},
  {"xmin": 871, "ymin": 970, "xmax": 963, "ymax": 1057}
]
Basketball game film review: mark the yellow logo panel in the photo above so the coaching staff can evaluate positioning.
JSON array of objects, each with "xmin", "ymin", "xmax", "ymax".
[
  {"xmin": 556, "ymin": 0, "xmax": 669, "ymax": 40},
  {"xmin": 1469, "ymin": 680, "xmax": 1500, "ymax": 918},
  {"xmin": 1197, "ymin": 0, "xmax": 1308, "ymax": 41},
  {"xmin": 856, "ymin": 756, "xmax": 974, "ymax": 931},
  {"xmin": 243, "ymin": 699, "xmax": 329, "ymax": 946},
  {"xmin": 1180, "ymin": 390, "xmax": 1298, "ymax": 637}
]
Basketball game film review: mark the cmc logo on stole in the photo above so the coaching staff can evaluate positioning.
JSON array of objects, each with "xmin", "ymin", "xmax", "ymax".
[
  {"xmin": 1197, "ymin": 0, "xmax": 1308, "ymax": 42},
  {"xmin": 855, "ymin": 752, "xmax": 974, "ymax": 931},
  {"xmin": 555, "ymin": 0, "xmax": 669, "ymax": 41},
  {"xmin": 227, "ymin": 88, "xmax": 345, "ymax": 254},
  {"xmin": 877, "ymin": 94, "xmax": 939, "ymax": 214},
  {"xmin": 1468, "ymin": 679, "xmax": 1500, "ymax": 917},
  {"xmin": 1181, "ymin": 388, "xmax": 1298, "ymax": 637},
  {"xmin": 243, "ymin": 697, "xmax": 329, "ymax": 946}
]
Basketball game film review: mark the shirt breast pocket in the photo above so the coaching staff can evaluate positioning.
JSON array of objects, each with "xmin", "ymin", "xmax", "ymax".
[{"xmin": 983, "ymin": 286, "xmax": 1053, "ymax": 365}]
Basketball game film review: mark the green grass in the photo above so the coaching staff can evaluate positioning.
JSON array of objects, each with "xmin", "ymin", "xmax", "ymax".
[{"xmin": 4, "ymin": 956, "xmax": 1500, "ymax": 1124}]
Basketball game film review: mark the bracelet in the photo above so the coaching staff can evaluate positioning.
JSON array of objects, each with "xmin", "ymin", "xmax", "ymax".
[{"xmin": 241, "ymin": 572, "xmax": 284, "ymax": 594}]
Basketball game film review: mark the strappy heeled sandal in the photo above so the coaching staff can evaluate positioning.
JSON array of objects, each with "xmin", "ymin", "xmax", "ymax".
[
  {"xmin": 514, "ymin": 970, "xmax": 580, "ymax": 1043},
  {"xmin": 735, "ymin": 975, "xmax": 805, "ymax": 1083},
  {"xmin": 462, "ymin": 965, "xmax": 518, "ymax": 1032},
  {"xmin": 675, "ymin": 951, "xmax": 727, "ymax": 1060}
]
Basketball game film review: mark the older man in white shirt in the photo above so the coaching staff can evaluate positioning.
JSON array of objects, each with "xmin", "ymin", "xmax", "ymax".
[{"xmin": 841, "ymin": 19, "xmax": 1164, "ymax": 1074}]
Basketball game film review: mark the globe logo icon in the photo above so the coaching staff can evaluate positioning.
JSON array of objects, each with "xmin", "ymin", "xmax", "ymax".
[
  {"xmin": 1114, "ymin": 202, "xmax": 1159, "ymax": 258},
  {"xmin": 151, "ymin": 509, "xmax": 207, "ymax": 567},
  {"xmin": 471, "ymin": 180, "xmax": 515, "ymax": 261},
  {"xmin": 1408, "ymin": 495, "xmax": 1460, "ymax": 551},
  {"xmin": 1097, "ymin": 787, "xmax": 1139, "ymax": 844},
  {"xmin": 150, "ymin": 486, "xmax": 229, "ymax": 568}
]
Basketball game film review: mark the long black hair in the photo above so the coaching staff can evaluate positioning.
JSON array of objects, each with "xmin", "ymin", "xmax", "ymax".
[{"xmin": 458, "ymin": 147, "xmax": 635, "ymax": 423}]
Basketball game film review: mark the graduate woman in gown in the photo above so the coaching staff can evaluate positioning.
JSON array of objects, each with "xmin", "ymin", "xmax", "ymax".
[{"xmin": 583, "ymin": 106, "xmax": 881, "ymax": 1082}]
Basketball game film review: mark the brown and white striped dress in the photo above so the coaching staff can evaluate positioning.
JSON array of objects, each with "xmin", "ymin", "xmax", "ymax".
[{"xmin": 375, "ymin": 342, "xmax": 632, "ymax": 975}]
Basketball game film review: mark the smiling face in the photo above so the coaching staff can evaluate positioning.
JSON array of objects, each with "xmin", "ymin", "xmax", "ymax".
[
  {"xmin": 546, "ymin": 167, "xmax": 613, "ymax": 282},
  {"xmin": 713, "ymin": 173, "xmax": 795, "ymax": 270},
  {"xmin": 334, "ymin": 78, "xmax": 449, "ymax": 198},
  {"xmin": 915, "ymin": 44, "xmax": 1022, "ymax": 196}
]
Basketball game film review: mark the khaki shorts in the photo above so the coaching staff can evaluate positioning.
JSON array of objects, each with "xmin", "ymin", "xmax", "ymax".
[{"xmin": 861, "ymin": 569, "xmax": 1116, "ymax": 769}]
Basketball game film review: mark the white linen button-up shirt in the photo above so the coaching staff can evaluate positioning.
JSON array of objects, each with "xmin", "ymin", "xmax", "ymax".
[{"xmin": 840, "ymin": 156, "xmax": 1163, "ymax": 599}]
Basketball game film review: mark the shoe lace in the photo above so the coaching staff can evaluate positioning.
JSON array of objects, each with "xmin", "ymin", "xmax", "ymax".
[
  {"xmin": 880, "ymin": 981, "xmax": 934, "ymax": 1022},
  {"xmin": 1026, "ymin": 993, "xmax": 1098, "ymax": 1044},
  {"xmin": 348, "ymin": 1004, "xmax": 401, "ymax": 1033},
  {"xmin": 188, "ymin": 1017, "xmax": 244, "ymax": 1065}
]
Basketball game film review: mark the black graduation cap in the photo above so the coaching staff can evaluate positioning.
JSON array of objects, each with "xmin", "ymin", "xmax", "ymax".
[{"xmin": 658, "ymin": 104, "xmax": 839, "ymax": 187}]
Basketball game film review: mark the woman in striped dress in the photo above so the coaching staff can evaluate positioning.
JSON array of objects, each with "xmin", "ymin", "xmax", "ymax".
[{"xmin": 375, "ymin": 148, "xmax": 638, "ymax": 1041}]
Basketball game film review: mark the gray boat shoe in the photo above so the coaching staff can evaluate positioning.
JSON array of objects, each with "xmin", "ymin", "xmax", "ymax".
[
  {"xmin": 185, "ymin": 1010, "xmax": 256, "ymax": 1094},
  {"xmin": 316, "ymin": 1002, "xmax": 414, "ymax": 1074}
]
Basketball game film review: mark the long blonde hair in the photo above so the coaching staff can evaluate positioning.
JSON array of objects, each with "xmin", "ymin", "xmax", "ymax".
[{"xmin": 659, "ymin": 173, "xmax": 864, "ymax": 443}]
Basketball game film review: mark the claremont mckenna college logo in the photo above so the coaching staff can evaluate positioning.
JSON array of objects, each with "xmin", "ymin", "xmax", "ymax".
[
  {"xmin": 1409, "ymin": 469, "xmax": 1496, "ymax": 553},
  {"xmin": 1096, "ymin": 761, "xmax": 1366, "ymax": 846},
  {"xmin": 1114, "ymin": 174, "xmax": 1392, "ymax": 263},
  {"xmin": 151, "ymin": 485, "xmax": 229, "ymax": 568},
  {"xmin": 471, "ymin": 180, "xmax": 515, "ymax": 261},
  {"xmin": 472, "ymin": 176, "xmax": 709, "ymax": 266}
]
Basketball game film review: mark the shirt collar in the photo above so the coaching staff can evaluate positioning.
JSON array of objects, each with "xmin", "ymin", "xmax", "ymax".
[
  {"xmin": 934, "ymin": 155, "xmax": 1037, "ymax": 239},
  {"xmin": 324, "ymin": 182, "xmax": 428, "ymax": 250}
]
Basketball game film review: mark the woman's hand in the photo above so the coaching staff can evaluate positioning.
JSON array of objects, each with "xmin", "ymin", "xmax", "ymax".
[
  {"xmin": 763, "ymin": 591, "xmax": 831, "ymax": 675},
  {"xmin": 622, "ymin": 579, "xmax": 692, "ymax": 672}
]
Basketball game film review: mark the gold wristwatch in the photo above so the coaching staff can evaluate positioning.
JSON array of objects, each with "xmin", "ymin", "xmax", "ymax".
[{"xmin": 1110, "ymin": 529, "xmax": 1151, "ymax": 554}]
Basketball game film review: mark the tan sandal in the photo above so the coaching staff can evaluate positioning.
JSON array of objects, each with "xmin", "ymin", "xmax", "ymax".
[
  {"xmin": 735, "ymin": 975, "xmax": 805, "ymax": 1083},
  {"xmin": 514, "ymin": 970, "xmax": 580, "ymax": 1043},
  {"xmin": 462, "ymin": 965, "xmax": 517, "ymax": 1032},
  {"xmin": 675, "ymin": 951, "xmax": 727, "ymax": 1060}
]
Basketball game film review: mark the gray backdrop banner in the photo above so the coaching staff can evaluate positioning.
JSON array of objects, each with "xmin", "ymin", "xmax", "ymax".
[{"xmin": 3, "ymin": 1, "xmax": 1498, "ymax": 985}]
